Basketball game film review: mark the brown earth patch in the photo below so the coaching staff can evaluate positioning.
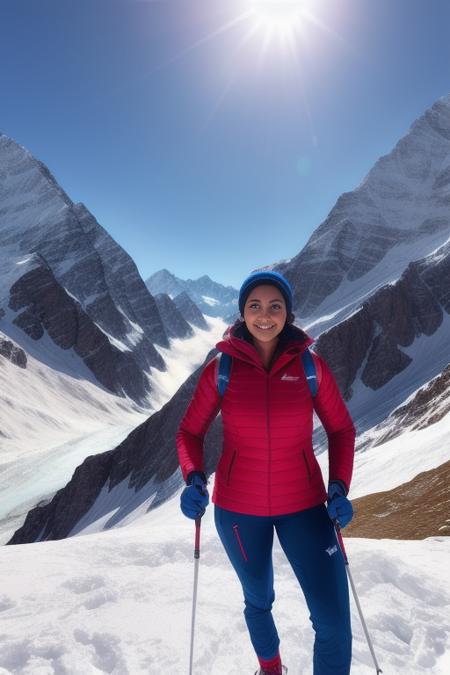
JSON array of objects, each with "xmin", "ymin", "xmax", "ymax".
[{"xmin": 344, "ymin": 459, "xmax": 450, "ymax": 539}]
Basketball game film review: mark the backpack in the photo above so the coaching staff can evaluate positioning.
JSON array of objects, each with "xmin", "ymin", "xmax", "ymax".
[{"xmin": 216, "ymin": 348, "xmax": 320, "ymax": 398}]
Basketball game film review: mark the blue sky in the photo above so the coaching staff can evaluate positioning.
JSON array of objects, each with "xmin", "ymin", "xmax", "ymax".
[{"xmin": 1, "ymin": 0, "xmax": 450, "ymax": 288}]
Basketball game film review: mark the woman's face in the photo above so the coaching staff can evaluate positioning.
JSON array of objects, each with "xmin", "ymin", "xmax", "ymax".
[{"xmin": 243, "ymin": 284, "xmax": 287, "ymax": 345}]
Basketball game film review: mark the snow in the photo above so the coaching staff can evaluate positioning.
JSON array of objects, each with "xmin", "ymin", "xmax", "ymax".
[
  {"xmin": 0, "ymin": 492, "xmax": 449, "ymax": 674},
  {"xmin": 147, "ymin": 315, "xmax": 226, "ymax": 411},
  {"xmin": 317, "ymin": 404, "xmax": 450, "ymax": 499},
  {"xmin": 201, "ymin": 295, "xmax": 220, "ymax": 307}
]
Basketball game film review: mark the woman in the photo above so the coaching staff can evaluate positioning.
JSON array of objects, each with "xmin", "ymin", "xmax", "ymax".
[{"xmin": 176, "ymin": 270, "xmax": 355, "ymax": 675}]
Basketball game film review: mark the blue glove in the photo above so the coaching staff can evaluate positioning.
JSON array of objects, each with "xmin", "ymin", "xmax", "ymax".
[
  {"xmin": 180, "ymin": 471, "xmax": 209, "ymax": 519},
  {"xmin": 327, "ymin": 480, "xmax": 353, "ymax": 528}
]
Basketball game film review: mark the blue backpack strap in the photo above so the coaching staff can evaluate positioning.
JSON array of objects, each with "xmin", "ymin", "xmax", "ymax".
[
  {"xmin": 217, "ymin": 352, "xmax": 232, "ymax": 397},
  {"xmin": 301, "ymin": 348, "xmax": 318, "ymax": 398}
]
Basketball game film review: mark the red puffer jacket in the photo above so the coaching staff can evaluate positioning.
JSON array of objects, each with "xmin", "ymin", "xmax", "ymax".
[{"xmin": 176, "ymin": 322, "xmax": 355, "ymax": 516}]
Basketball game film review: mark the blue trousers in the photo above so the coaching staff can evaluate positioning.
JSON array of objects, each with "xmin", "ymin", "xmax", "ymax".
[{"xmin": 214, "ymin": 503, "xmax": 351, "ymax": 675}]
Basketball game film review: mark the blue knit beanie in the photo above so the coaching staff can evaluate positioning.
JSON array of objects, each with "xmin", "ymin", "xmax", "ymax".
[{"xmin": 238, "ymin": 270, "xmax": 293, "ymax": 316}]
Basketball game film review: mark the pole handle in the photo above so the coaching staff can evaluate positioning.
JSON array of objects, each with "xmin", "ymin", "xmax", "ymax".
[{"xmin": 194, "ymin": 516, "xmax": 201, "ymax": 558}]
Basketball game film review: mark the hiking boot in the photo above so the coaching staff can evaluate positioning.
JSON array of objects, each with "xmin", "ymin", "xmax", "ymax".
[{"xmin": 253, "ymin": 665, "xmax": 288, "ymax": 675}]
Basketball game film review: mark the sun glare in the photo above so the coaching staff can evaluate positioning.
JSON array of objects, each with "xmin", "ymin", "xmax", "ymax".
[{"xmin": 248, "ymin": 0, "xmax": 307, "ymax": 42}]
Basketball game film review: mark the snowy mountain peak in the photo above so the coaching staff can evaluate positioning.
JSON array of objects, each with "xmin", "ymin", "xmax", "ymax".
[
  {"xmin": 279, "ymin": 94, "xmax": 450, "ymax": 319},
  {"xmin": 146, "ymin": 269, "xmax": 238, "ymax": 319},
  {"xmin": 0, "ymin": 134, "xmax": 171, "ymax": 404}
]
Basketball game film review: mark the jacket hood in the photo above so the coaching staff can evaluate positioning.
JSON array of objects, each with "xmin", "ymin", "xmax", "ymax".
[{"xmin": 215, "ymin": 319, "xmax": 314, "ymax": 370}]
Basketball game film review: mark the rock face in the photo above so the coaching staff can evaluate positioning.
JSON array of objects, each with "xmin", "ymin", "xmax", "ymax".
[
  {"xmin": 173, "ymin": 291, "xmax": 208, "ymax": 329},
  {"xmin": 0, "ymin": 334, "xmax": 26, "ymax": 368},
  {"xmin": 314, "ymin": 239, "xmax": 450, "ymax": 400},
  {"xmin": 154, "ymin": 293, "xmax": 194, "ymax": 339},
  {"xmin": 8, "ymin": 349, "xmax": 223, "ymax": 543},
  {"xmin": 146, "ymin": 268, "xmax": 238, "ymax": 319},
  {"xmin": 8, "ymin": 262, "xmax": 150, "ymax": 399},
  {"xmin": 277, "ymin": 95, "xmax": 450, "ymax": 319},
  {"xmin": 0, "ymin": 133, "xmax": 169, "ymax": 403}
]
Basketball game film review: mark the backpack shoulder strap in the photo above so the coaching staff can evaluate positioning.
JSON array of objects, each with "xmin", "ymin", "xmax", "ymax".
[
  {"xmin": 217, "ymin": 352, "xmax": 232, "ymax": 397},
  {"xmin": 301, "ymin": 348, "xmax": 321, "ymax": 398}
]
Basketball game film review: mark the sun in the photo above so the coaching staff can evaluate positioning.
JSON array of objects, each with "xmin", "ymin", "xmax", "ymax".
[{"xmin": 247, "ymin": 0, "xmax": 308, "ymax": 43}]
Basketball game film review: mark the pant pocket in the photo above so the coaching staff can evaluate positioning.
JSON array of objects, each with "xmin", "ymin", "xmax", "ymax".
[{"xmin": 232, "ymin": 524, "xmax": 248, "ymax": 562}]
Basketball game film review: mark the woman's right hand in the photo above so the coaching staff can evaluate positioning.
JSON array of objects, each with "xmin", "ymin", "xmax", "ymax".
[{"xmin": 180, "ymin": 471, "xmax": 209, "ymax": 519}]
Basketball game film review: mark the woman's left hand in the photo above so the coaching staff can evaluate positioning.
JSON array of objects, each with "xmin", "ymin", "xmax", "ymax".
[{"xmin": 327, "ymin": 481, "xmax": 353, "ymax": 528}]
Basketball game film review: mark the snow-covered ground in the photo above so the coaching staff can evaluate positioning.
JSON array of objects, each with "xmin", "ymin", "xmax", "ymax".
[
  {"xmin": 1, "ymin": 386, "xmax": 449, "ymax": 673},
  {"xmin": 0, "ymin": 491, "xmax": 449, "ymax": 674},
  {"xmin": 1, "ymin": 307, "xmax": 449, "ymax": 673}
]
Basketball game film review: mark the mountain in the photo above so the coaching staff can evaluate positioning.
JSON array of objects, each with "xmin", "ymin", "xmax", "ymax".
[
  {"xmin": 277, "ymin": 94, "xmax": 450, "ymax": 328},
  {"xmin": 145, "ymin": 268, "xmax": 238, "ymax": 319},
  {"xmin": 0, "ymin": 133, "xmax": 176, "ymax": 405},
  {"xmin": 8, "ymin": 95, "xmax": 450, "ymax": 544},
  {"xmin": 0, "ymin": 134, "xmax": 211, "ymax": 408},
  {"xmin": 172, "ymin": 291, "xmax": 208, "ymax": 329}
]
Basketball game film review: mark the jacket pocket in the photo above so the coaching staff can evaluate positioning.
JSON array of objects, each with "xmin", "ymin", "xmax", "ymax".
[
  {"xmin": 226, "ymin": 449, "xmax": 237, "ymax": 486},
  {"xmin": 302, "ymin": 448, "xmax": 312, "ymax": 482}
]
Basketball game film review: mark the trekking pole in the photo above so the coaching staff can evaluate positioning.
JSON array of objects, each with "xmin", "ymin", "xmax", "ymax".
[
  {"xmin": 189, "ymin": 516, "xmax": 202, "ymax": 675},
  {"xmin": 334, "ymin": 522, "xmax": 383, "ymax": 674}
]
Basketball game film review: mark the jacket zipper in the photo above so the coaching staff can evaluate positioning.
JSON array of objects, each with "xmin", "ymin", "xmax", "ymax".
[
  {"xmin": 302, "ymin": 449, "xmax": 312, "ymax": 482},
  {"xmin": 266, "ymin": 373, "xmax": 271, "ymax": 515},
  {"xmin": 232, "ymin": 524, "xmax": 248, "ymax": 561},
  {"xmin": 227, "ymin": 450, "xmax": 237, "ymax": 486}
]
